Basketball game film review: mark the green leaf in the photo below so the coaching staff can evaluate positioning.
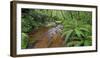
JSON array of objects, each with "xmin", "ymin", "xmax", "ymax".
[
  {"xmin": 21, "ymin": 33, "xmax": 28, "ymax": 49},
  {"xmin": 61, "ymin": 31, "xmax": 67, "ymax": 37},
  {"xmin": 64, "ymin": 30, "xmax": 73, "ymax": 43},
  {"xmin": 75, "ymin": 40, "xmax": 83, "ymax": 46},
  {"xmin": 79, "ymin": 27, "xmax": 89, "ymax": 32},
  {"xmin": 75, "ymin": 29, "xmax": 82, "ymax": 38},
  {"xmin": 66, "ymin": 40, "xmax": 82, "ymax": 47},
  {"xmin": 55, "ymin": 21, "xmax": 62, "ymax": 23},
  {"xmin": 84, "ymin": 40, "xmax": 92, "ymax": 46}
]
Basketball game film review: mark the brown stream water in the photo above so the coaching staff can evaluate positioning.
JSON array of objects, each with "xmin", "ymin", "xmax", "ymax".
[{"xmin": 28, "ymin": 26, "xmax": 64, "ymax": 48}]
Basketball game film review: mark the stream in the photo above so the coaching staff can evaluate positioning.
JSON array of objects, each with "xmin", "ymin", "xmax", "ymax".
[{"xmin": 27, "ymin": 25, "xmax": 64, "ymax": 48}]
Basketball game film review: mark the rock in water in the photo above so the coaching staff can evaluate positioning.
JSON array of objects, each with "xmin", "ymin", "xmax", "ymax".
[{"xmin": 47, "ymin": 24, "xmax": 63, "ymax": 40}]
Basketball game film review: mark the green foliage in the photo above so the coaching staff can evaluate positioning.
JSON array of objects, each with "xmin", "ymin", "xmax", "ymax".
[
  {"xmin": 21, "ymin": 17, "xmax": 33, "ymax": 33},
  {"xmin": 21, "ymin": 33, "xmax": 28, "ymax": 49},
  {"xmin": 66, "ymin": 40, "xmax": 83, "ymax": 47},
  {"xmin": 21, "ymin": 9, "xmax": 60, "ymax": 33},
  {"xmin": 61, "ymin": 11, "xmax": 92, "ymax": 46},
  {"xmin": 21, "ymin": 9, "xmax": 92, "ymax": 47}
]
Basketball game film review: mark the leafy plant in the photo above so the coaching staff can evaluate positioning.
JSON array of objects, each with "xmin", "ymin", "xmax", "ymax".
[
  {"xmin": 21, "ymin": 9, "xmax": 92, "ymax": 48},
  {"xmin": 21, "ymin": 33, "xmax": 29, "ymax": 49},
  {"xmin": 61, "ymin": 12, "xmax": 92, "ymax": 46}
]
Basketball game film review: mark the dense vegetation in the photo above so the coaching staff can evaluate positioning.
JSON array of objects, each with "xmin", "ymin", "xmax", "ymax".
[{"xmin": 21, "ymin": 8, "xmax": 92, "ymax": 49}]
